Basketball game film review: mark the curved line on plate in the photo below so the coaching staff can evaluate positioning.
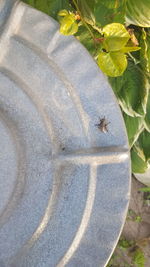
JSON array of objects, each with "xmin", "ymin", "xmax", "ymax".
[
  {"xmin": 0, "ymin": 33, "xmax": 95, "ymax": 264},
  {"xmin": 11, "ymin": 162, "xmax": 66, "ymax": 267},
  {"xmin": 0, "ymin": 67, "xmax": 59, "ymax": 236},
  {"xmin": 0, "ymin": 67, "xmax": 60, "ymax": 231},
  {"xmin": 12, "ymin": 34, "xmax": 90, "ymax": 146},
  {"xmin": 8, "ymin": 35, "xmax": 97, "ymax": 263},
  {"xmin": 0, "ymin": 67, "xmax": 69, "ymax": 264},
  {"xmin": 0, "ymin": 2, "xmax": 25, "ymax": 63},
  {"xmin": 0, "ymin": 66, "xmax": 59, "ymax": 155},
  {"xmin": 0, "ymin": 111, "xmax": 26, "ymax": 227},
  {"xmin": 11, "ymin": 165, "xmax": 97, "ymax": 266},
  {"xmin": 57, "ymin": 164, "xmax": 97, "ymax": 267}
]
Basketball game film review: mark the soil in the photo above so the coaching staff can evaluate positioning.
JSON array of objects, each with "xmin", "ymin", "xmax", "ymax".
[{"xmin": 108, "ymin": 176, "xmax": 150, "ymax": 267}]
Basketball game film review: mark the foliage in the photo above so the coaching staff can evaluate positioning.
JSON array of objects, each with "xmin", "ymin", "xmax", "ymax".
[
  {"xmin": 118, "ymin": 238, "xmax": 134, "ymax": 249},
  {"xmin": 139, "ymin": 187, "xmax": 150, "ymax": 193},
  {"xmin": 97, "ymin": 23, "xmax": 140, "ymax": 77},
  {"xmin": 126, "ymin": 0, "xmax": 150, "ymax": 27},
  {"xmin": 109, "ymin": 60, "xmax": 148, "ymax": 117},
  {"xmin": 23, "ymin": 0, "xmax": 71, "ymax": 18},
  {"xmin": 127, "ymin": 209, "xmax": 142, "ymax": 223},
  {"xmin": 132, "ymin": 248, "xmax": 145, "ymax": 267},
  {"xmin": 58, "ymin": 10, "xmax": 79, "ymax": 35},
  {"xmin": 23, "ymin": 0, "xmax": 150, "ymax": 175},
  {"xmin": 131, "ymin": 130, "xmax": 150, "ymax": 173},
  {"xmin": 131, "ymin": 144, "xmax": 149, "ymax": 174},
  {"xmin": 106, "ymin": 236, "xmax": 146, "ymax": 267},
  {"xmin": 94, "ymin": 0, "xmax": 126, "ymax": 26}
]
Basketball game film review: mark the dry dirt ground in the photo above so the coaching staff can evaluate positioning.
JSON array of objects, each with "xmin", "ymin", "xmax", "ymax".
[{"xmin": 108, "ymin": 176, "xmax": 150, "ymax": 267}]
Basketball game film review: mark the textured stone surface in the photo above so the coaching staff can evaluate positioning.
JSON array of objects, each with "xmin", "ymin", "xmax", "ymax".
[{"xmin": 0, "ymin": 1, "xmax": 130, "ymax": 266}]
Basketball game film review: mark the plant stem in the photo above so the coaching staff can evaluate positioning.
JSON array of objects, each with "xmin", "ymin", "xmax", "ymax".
[{"xmin": 72, "ymin": 0, "xmax": 95, "ymax": 40}]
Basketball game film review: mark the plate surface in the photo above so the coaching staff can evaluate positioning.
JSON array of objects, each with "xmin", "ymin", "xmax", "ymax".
[{"xmin": 0, "ymin": 1, "xmax": 130, "ymax": 266}]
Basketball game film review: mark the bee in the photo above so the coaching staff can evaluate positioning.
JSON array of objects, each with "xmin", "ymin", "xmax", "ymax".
[{"xmin": 95, "ymin": 117, "xmax": 110, "ymax": 133}]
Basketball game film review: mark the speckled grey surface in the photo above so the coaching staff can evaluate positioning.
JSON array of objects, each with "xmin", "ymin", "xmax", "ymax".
[{"xmin": 0, "ymin": 1, "xmax": 131, "ymax": 266}]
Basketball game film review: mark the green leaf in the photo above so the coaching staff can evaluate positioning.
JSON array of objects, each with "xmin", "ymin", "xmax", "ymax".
[
  {"xmin": 144, "ymin": 91, "xmax": 150, "ymax": 132},
  {"xmin": 139, "ymin": 29, "xmax": 150, "ymax": 134},
  {"xmin": 140, "ymin": 28, "xmax": 150, "ymax": 73},
  {"xmin": 102, "ymin": 23, "xmax": 130, "ymax": 51},
  {"xmin": 131, "ymin": 129, "xmax": 150, "ymax": 174},
  {"xmin": 126, "ymin": 0, "xmax": 150, "ymax": 27},
  {"xmin": 139, "ymin": 187, "xmax": 150, "ymax": 192},
  {"xmin": 135, "ymin": 216, "xmax": 142, "ymax": 223},
  {"xmin": 23, "ymin": 0, "xmax": 35, "ymax": 5},
  {"xmin": 132, "ymin": 248, "xmax": 145, "ymax": 267},
  {"xmin": 76, "ymin": 0, "xmax": 95, "ymax": 26},
  {"xmin": 127, "ymin": 209, "xmax": 142, "ymax": 222},
  {"xmin": 59, "ymin": 13, "xmax": 78, "ymax": 35},
  {"xmin": 123, "ymin": 113, "xmax": 144, "ymax": 147},
  {"xmin": 94, "ymin": 3, "xmax": 114, "ymax": 27},
  {"xmin": 120, "ymin": 46, "xmax": 141, "ymax": 53},
  {"xmin": 31, "ymin": 0, "xmax": 51, "ymax": 14},
  {"xmin": 131, "ymin": 145, "xmax": 149, "ymax": 173},
  {"xmin": 147, "ymin": 30, "xmax": 150, "ymax": 71},
  {"xmin": 109, "ymin": 61, "xmax": 149, "ymax": 117},
  {"xmin": 58, "ymin": 9, "xmax": 68, "ymax": 16},
  {"xmin": 118, "ymin": 238, "xmax": 133, "ymax": 250},
  {"xmin": 138, "ymin": 130, "xmax": 150, "ymax": 161},
  {"xmin": 100, "ymin": 0, "xmax": 123, "ymax": 9},
  {"xmin": 98, "ymin": 51, "xmax": 127, "ymax": 77},
  {"xmin": 85, "ymin": 0, "xmax": 96, "ymax": 9},
  {"xmin": 94, "ymin": 1, "xmax": 125, "ymax": 26},
  {"xmin": 23, "ymin": 0, "xmax": 71, "ymax": 19}
]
